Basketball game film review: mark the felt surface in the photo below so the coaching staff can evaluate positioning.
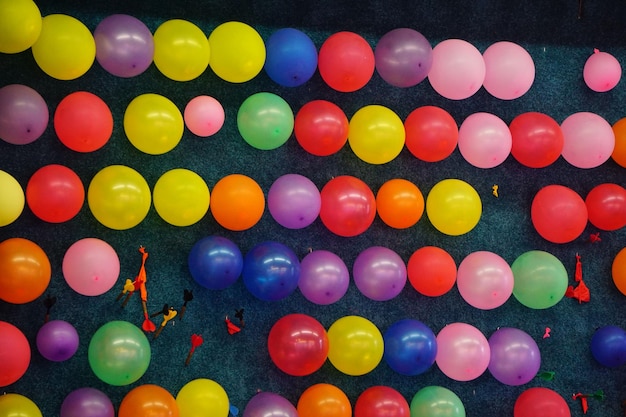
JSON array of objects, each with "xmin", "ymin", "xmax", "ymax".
[{"xmin": 2, "ymin": 0, "xmax": 626, "ymax": 416}]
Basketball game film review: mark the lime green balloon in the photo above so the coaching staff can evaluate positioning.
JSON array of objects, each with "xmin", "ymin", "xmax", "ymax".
[
  {"xmin": 153, "ymin": 168, "xmax": 210, "ymax": 226},
  {"xmin": 176, "ymin": 378, "xmax": 230, "ymax": 417},
  {"xmin": 0, "ymin": 393, "xmax": 42, "ymax": 417},
  {"xmin": 410, "ymin": 386, "xmax": 465, "ymax": 417},
  {"xmin": 348, "ymin": 105, "xmax": 405, "ymax": 164},
  {"xmin": 511, "ymin": 250, "xmax": 568, "ymax": 309},
  {"xmin": 426, "ymin": 178, "xmax": 482, "ymax": 236},
  {"xmin": 0, "ymin": 0, "xmax": 42, "ymax": 54},
  {"xmin": 208, "ymin": 21, "xmax": 266, "ymax": 83},
  {"xmin": 153, "ymin": 19, "xmax": 210, "ymax": 81},
  {"xmin": 0, "ymin": 170, "xmax": 24, "ymax": 226},
  {"xmin": 327, "ymin": 315, "xmax": 384, "ymax": 376},
  {"xmin": 237, "ymin": 92, "xmax": 294, "ymax": 150},
  {"xmin": 88, "ymin": 320, "xmax": 151, "ymax": 386}
]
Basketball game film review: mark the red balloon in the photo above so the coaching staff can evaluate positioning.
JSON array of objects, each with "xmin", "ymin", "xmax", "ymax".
[
  {"xmin": 404, "ymin": 106, "xmax": 458, "ymax": 162},
  {"xmin": 54, "ymin": 91, "xmax": 113, "ymax": 152},
  {"xmin": 514, "ymin": 387, "xmax": 571, "ymax": 417},
  {"xmin": 318, "ymin": 31, "xmax": 375, "ymax": 92},
  {"xmin": 531, "ymin": 185, "xmax": 588, "ymax": 244},
  {"xmin": 26, "ymin": 164, "xmax": 84, "ymax": 223},
  {"xmin": 354, "ymin": 386, "xmax": 410, "ymax": 417},
  {"xmin": 0, "ymin": 321, "xmax": 31, "ymax": 387},
  {"xmin": 585, "ymin": 183, "xmax": 626, "ymax": 231},
  {"xmin": 294, "ymin": 100, "xmax": 349, "ymax": 156},
  {"xmin": 509, "ymin": 112, "xmax": 564, "ymax": 168},
  {"xmin": 320, "ymin": 175, "xmax": 376, "ymax": 237},
  {"xmin": 407, "ymin": 246, "xmax": 457, "ymax": 296}
]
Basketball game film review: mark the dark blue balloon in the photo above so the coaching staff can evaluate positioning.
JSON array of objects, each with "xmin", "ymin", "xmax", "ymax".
[
  {"xmin": 383, "ymin": 319, "xmax": 437, "ymax": 376},
  {"xmin": 188, "ymin": 236, "xmax": 243, "ymax": 290},
  {"xmin": 243, "ymin": 241, "xmax": 301, "ymax": 301},
  {"xmin": 264, "ymin": 28, "xmax": 318, "ymax": 87},
  {"xmin": 590, "ymin": 325, "xmax": 626, "ymax": 367}
]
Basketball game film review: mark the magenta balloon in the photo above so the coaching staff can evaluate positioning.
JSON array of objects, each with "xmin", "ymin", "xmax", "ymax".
[
  {"xmin": 583, "ymin": 49, "xmax": 621, "ymax": 92},
  {"xmin": 488, "ymin": 327, "xmax": 540, "ymax": 386},
  {"xmin": 436, "ymin": 322, "xmax": 490, "ymax": 381},
  {"xmin": 62, "ymin": 238, "xmax": 120, "ymax": 296},
  {"xmin": 36, "ymin": 320, "xmax": 79, "ymax": 362},
  {"xmin": 428, "ymin": 39, "xmax": 485, "ymax": 100},
  {"xmin": 374, "ymin": 28, "xmax": 432, "ymax": 88},
  {"xmin": 458, "ymin": 112, "xmax": 512, "ymax": 168},
  {"xmin": 298, "ymin": 250, "xmax": 350, "ymax": 305},
  {"xmin": 94, "ymin": 14, "xmax": 154, "ymax": 77},
  {"xmin": 353, "ymin": 246, "xmax": 407, "ymax": 301},
  {"xmin": 0, "ymin": 84, "xmax": 49, "ymax": 145},
  {"xmin": 60, "ymin": 387, "xmax": 115, "ymax": 417},
  {"xmin": 561, "ymin": 112, "xmax": 615, "ymax": 168},
  {"xmin": 268, "ymin": 174, "xmax": 321, "ymax": 229},
  {"xmin": 483, "ymin": 41, "xmax": 535, "ymax": 100},
  {"xmin": 243, "ymin": 392, "xmax": 298, "ymax": 417},
  {"xmin": 456, "ymin": 251, "xmax": 514, "ymax": 310}
]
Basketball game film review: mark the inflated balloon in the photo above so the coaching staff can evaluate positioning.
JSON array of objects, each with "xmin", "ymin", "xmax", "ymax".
[
  {"xmin": 242, "ymin": 241, "xmax": 300, "ymax": 301},
  {"xmin": 376, "ymin": 178, "xmax": 424, "ymax": 229},
  {"xmin": 0, "ymin": 170, "xmax": 25, "ymax": 226},
  {"xmin": 297, "ymin": 383, "xmax": 351, "ymax": 417},
  {"xmin": 0, "ymin": 394, "xmax": 42, "ymax": 417},
  {"xmin": 327, "ymin": 315, "xmax": 384, "ymax": 376},
  {"xmin": 62, "ymin": 238, "xmax": 120, "ymax": 296},
  {"xmin": 612, "ymin": 247, "xmax": 626, "ymax": 296},
  {"xmin": 511, "ymin": 250, "xmax": 568, "ymax": 309},
  {"xmin": 482, "ymin": 41, "xmax": 535, "ymax": 100},
  {"xmin": 188, "ymin": 236, "xmax": 243, "ymax": 290},
  {"xmin": 0, "ymin": 0, "xmax": 42, "ymax": 53},
  {"xmin": 384, "ymin": 319, "xmax": 437, "ymax": 376},
  {"xmin": 375, "ymin": 28, "xmax": 432, "ymax": 88},
  {"xmin": 264, "ymin": 28, "xmax": 318, "ymax": 87},
  {"xmin": 36, "ymin": 320, "xmax": 79, "ymax": 362},
  {"xmin": 153, "ymin": 168, "xmax": 210, "ymax": 226},
  {"xmin": 488, "ymin": 327, "xmax": 541, "ymax": 385},
  {"xmin": 88, "ymin": 320, "xmax": 151, "ymax": 386},
  {"xmin": 0, "ymin": 237, "xmax": 50, "ymax": 304},
  {"xmin": 585, "ymin": 183, "xmax": 626, "ymax": 231},
  {"xmin": 184, "ymin": 96, "xmax": 225, "ymax": 137},
  {"xmin": 458, "ymin": 112, "xmax": 512, "ymax": 168},
  {"xmin": 348, "ymin": 105, "xmax": 405, "ymax": 164},
  {"xmin": 410, "ymin": 386, "xmax": 465, "ymax": 417},
  {"xmin": 119, "ymin": 384, "xmax": 178, "ymax": 417},
  {"xmin": 428, "ymin": 39, "xmax": 485, "ymax": 100},
  {"xmin": 354, "ymin": 386, "xmax": 410, "ymax": 417},
  {"xmin": 514, "ymin": 387, "xmax": 571, "ymax": 417},
  {"xmin": 31, "ymin": 14, "xmax": 96, "ymax": 80},
  {"xmin": 176, "ymin": 378, "xmax": 229, "ymax": 417},
  {"xmin": 208, "ymin": 21, "xmax": 266, "ymax": 83},
  {"xmin": 426, "ymin": 178, "xmax": 481, "ymax": 236},
  {"xmin": 237, "ymin": 92, "xmax": 294, "ymax": 150},
  {"xmin": 26, "ymin": 164, "xmax": 84, "ymax": 223},
  {"xmin": 436, "ymin": 322, "xmax": 490, "ymax": 381},
  {"xmin": 244, "ymin": 392, "xmax": 298, "ymax": 417},
  {"xmin": 268, "ymin": 313, "xmax": 329, "ymax": 376},
  {"xmin": 60, "ymin": 388, "xmax": 115, "ymax": 417},
  {"xmin": 353, "ymin": 246, "xmax": 407, "ymax": 301},
  {"xmin": 509, "ymin": 112, "xmax": 564, "ymax": 168},
  {"xmin": 560, "ymin": 112, "xmax": 615, "ymax": 168},
  {"xmin": 407, "ymin": 246, "xmax": 457, "ymax": 297},
  {"xmin": 583, "ymin": 49, "xmax": 621, "ymax": 92},
  {"xmin": 268, "ymin": 174, "xmax": 321, "ymax": 229},
  {"xmin": 456, "ymin": 251, "xmax": 514, "ymax": 310},
  {"xmin": 404, "ymin": 105, "xmax": 458, "ymax": 162},
  {"xmin": 319, "ymin": 175, "xmax": 376, "ymax": 237},
  {"xmin": 209, "ymin": 174, "xmax": 265, "ymax": 231},
  {"xmin": 531, "ymin": 184, "xmax": 587, "ymax": 243},
  {"xmin": 54, "ymin": 91, "xmax": 113, "ymax": 152},
  {"xmin": 0, "ymin": 321, "xmax": 31, "ymax": 387},
  {"xmin": 294, "ymin": 100, "xmax": 349, "ymax": 156},
  {"xmin": 153, "ymin": 19, "xmax": 210, "ymax": 81},
  {"xmin": 298, "ymin": 250, "xmax": 350, "ymax": 305},
  {"xmin": 87, "ymin": 165, "xmax": 151, "ymax": 230},
  {"xmin": 611, "ymin": 117, "xmax": 626, "ymax": 168},
  {"xmin": 590, "ymin": 325, "xmax": 626, "ymax": 367},
  {"xmin": 318, "ymin": 31, "xmax": 375, "ymax": 92},
  {"xmin": 0, "ymin": 84, "xmax": 48, "ymax": 145}
]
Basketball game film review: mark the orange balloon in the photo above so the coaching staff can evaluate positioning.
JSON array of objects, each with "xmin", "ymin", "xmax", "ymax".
[
  {"xmin": 612, "ymin": 247, "xmax": 626, "ymax": 296},
  {"xmin": 297, "ymin": 383, "xmax": 351, "ymax": 417},
  {"xmin": 376, "ymin": 178, "xmax": 424, "ymax": 229},
  {"xmin": 209, "ymin": 174, "xmax": 265, "ymax": 231},
  {"xmin": 611, "ymin": 117, "xmax": 626, "ymax": 168},
  {"xmin": 407, "ymin": 246, "xmax": 457, "ymax": 296},
  {"xmin": 119, "ymin": 384, "xmax": 179, "ymax": 417},
  {"xmin": 0, "ymin": 238, "xmax": 51, "ymax": 304}
]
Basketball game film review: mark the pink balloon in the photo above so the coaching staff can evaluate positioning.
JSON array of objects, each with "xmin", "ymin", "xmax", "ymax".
[
  {"xmin": 483, "ymin": 41, "xmax": 535, "ymax": 100},
  {"xmin": 62, "ymin": 238, "xmax": 120, "ymax": 296},
  {"xmin": 184, "ymin": 95, "xmax": 225, "ymax": 137},
  {"xmin": 456, "ymin": 251, "xmax": 514, "ymax": 310},
  {"xmin": 561, "ymin": 112, "xmax": 615, "ymax": 168},
  {"xmin": 436, "ymin": 322, "xmax": 490, "ymax": 381},
  {"xmin": 583, "ymin": 49, "xmax": 621, "ymax": 92},
  {"xmin": 428, "ymin": 39, "xmax": 485, "ymax": 100},
  {"xmin": 458, "ymin": 112, "xmax": 512, "ymax": 168}
]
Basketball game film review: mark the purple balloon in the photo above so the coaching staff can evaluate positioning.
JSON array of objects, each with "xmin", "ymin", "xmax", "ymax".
[
  {"xmin": 0, "ymin": 84, "xmax": 49, "ymax": 145},
  {"xmin": 374, "ymin": 28, "xmax": 433, "ymax": 88},
  {"xmin": 298, "ymin": 250, "xmax": 349, "ymax": 305},
  {"xmin": 268, "ymin": 173, "xmax": 321, "ymax": 229},
  {"xmin": 60, "ymin": 387, "xmax": 115, "ymax": 417},
  {"xmin": 243, "ymin": 392, "xmax": 298, "ymax": 417},
  {"xmin": 36, "ymin": 320, "xmax": 79, "ymax": 362},
  {"xmin": 94, "ymin": 14, "xmax": 154, "ymax": 77},
  {"xmin": 353, "ymin": 246, "xmax": 407, "ymax": 301},
  {"xmin": 488, "ymin": 327, "xmax": 541, "ymax": 386}
]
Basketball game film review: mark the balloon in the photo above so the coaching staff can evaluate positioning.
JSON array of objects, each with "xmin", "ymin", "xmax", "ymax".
[
  {"xmin": 264, "ymin": 28, "xmax": 318, "ymax": 87},
  {"xmin": 294, "ymin": 100, "xmax": 349, "ymax": 156},
  {"xmin": 0, "ymin": 237, "xmax": 50, "ymax": 304},
  {"xmin": 318, "ymin": 31, "xmax": 375, "ymax": 92},
  {"xmin": 188, "ymin": 236, "xmax": 243, "ymax": 290},
  {"xmin": 124, "ymin": 93, "xmax": 184, "ymax": 155},
  {"xmin": 119, "ymin": 384, "xmax": 179, "ymax": 417},
  {"xmin": 209, "ymin": 174, "xmax": 265, "ymax": 231},
  {"xmin": 31, "ymin": 14, "xmax": 96, "ymax": 80},
  {"xmin": 36, "ymin": 320, "xmax": 79, "ymax": 362},
  {"xmin": 208, "ymin": 21, "xmax": 265, "ymax": 83},
  {"xmin": 0, "ymin": 170, "xmax": 25, "ymax": 226},
  {"xmin": 62, "ymin": 238, "xmax": 120, "ymax": 296},
  {"xmin": 268, "ymin": 173, "xmax": 321, "ymax": 229},
  {"xmin": 384, "ymin": 319, "xmax": 437, "ymax": 376},
  {"xmin": 243, "ymin": 241, "xmax": 300, "ymax": 301},
  {"xmin": 327, "ymin": 315, "xmax": 384, "ymax": 376},
  {"xmin": 612, "ymin": 247, "xmax": 626, "ymax": 296},
  {"xmin": 0, "ymin": 84, "xmax": 48, "ymax": 145},
  {"xmin": 436, "ymin": 322, "xmax": 490, "ymax": 381},
  {"xmin": 61, "ymin": 388, "xmax": 114, "ymax": 417},
  {"xmin": 590, "ymin": 325, "xmax": 626, "ymax": 367},
  {"xmin": 237, "ymin": 92, "xmax": 294, "ymax": 150},
  {"xmin": 404, "ymin": 105, "xmax": 458, "ymax": 162},
  {"xmin": 244, "ymin": 392, "xmax": 298, "ymax": 417},
  {"xmin": 487, "ymin": 327, "xmax": 541, "ymax": 385},
  {"xmin": 319, "ymin": 175, "xmax": 376, "ymax": 237},
  {"xmin": 153, "ymin": 168, "xmax": 210, "ymax": 226},
  {"xmin": 530, "ymin": 184, "xmax": 587, "ymax": 243},
  {"xmin": 407, "ymin": 246, "xmax": 457, "ymax": 297},
  {"xmin": 176, "ymin": 379, "xmax": 229, "ymax": 417},
  {"xmin": 456, "ymin": 251, "xmax": 514, "ymax": 310},
  {"xmin": 0, "ymin": 394, "xmax": 42, "ymax": 417},
  {"xmin": 585, "ymin": 183, "xmax": 626, "ymax": 231},
  {"xmin": 87, "ymin": 165, "xmax": 151, "ymax": 230},
  {"xmin": 267, "ymin": 313, "xmax": 329, "ymax": 376},
  {"xmin": 426, "ymin": 179, "xmax": 482, "ymax": 236},
  {"xmin": 514, "ymin": 387, "xmax": 571, "ymax": 417},
  {"xmin": 26, "ymin": 164, "xmax": 85, "ymax": 223},
  {"xmin": 184, "ymin": 96, "xmax": 225, "ymax": 137},
  {"xmin": 0, "ymin": 321, "xmax": 31, "ymax": 387},
  {"xmin": 375, "ymin": 28, "xmax": 432, "ymax": 88},
  {"xmin": 482, "ymin": 41, "xmax": 535, "ymax": 100},
  {"xmin": 376, "ymin": 178, "xmax": 424, "ymax": 229},
  {"xmin": 583, "ymin": 49, "xmax": 621, "ymax": 92},
  {"xmin": 353, "ymin": 246, "xmax": 407, "ymax": 301},
  {"xmin": 298, "ymin": 250, "xmax": 350, "ymax": 305},
  {"xmin": 94, "ymin": 14, "xmax": 154, "ymax": 78},
  {"xmin": 428, "ymin": 39, "xmax": 485, "ymax": 100},
  {"xmin": 153, "ymin": 19, "xmax": 210, "ymax": 81},
  {"xmin": 458, "ymin": 112, "xmax": 512, "ymax": 168},
  {"xmin": 560, "ymin": 112, "xmax": 615, "ymax": 168},
  {"xmin": 88, "ymin": 320, "xmax": 151, "ymax": 386},
  {"xmin": 511, "ymin": 250, "xmax": 568, "ymax": 309},
  {"xmin": 297, "ymin": 384, "xmax": 351, "ymax": 417},
  {"xmin": 348, "ymin": 105, "xmax": 405, "ymax": 164},
  {"xmin": 409, "ymin": 386, "xmax": 465, "ymax": 417},
  {"xmin": 54, "ymin": 91, "xmax": 113, "ymax": 152},
  {"xmin": 354, "ymin": 386, "xmax": 410, "ymax": 417},
  {"xmin": 0, "ymin": 0, "xmax": 41, "ymax": 53},
  {"xmin": 509, "ymin": 112, "xmax": 564, "ymax": 168},
  {"xmin": 611, "ymin": 117, "xmax": 626, "ymax": 168}
]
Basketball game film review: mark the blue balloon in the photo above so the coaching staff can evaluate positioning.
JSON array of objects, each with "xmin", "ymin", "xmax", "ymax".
[
  {"xmin": 383, "ymin": 319, "xmax": 437, "ymax": 376},
  {"xmin": 590, "ymin": 325, "xmax": 626, "ymax": 367},
  {"xmin": 264, "ymin": 28, "xmax": 318, "ymax": 87},
  {"xmin": 188, "ymin": 236, "xmax": 243, "ymax": 290},
  {"xmin": 243, "ymin": 241, "xmax": 301, "ymax": 301}
]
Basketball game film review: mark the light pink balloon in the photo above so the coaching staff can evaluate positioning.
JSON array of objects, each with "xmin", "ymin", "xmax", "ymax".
[
  {"xmin": 428, "ymin": 39, "xmax": 485, "ymax": 100},
  {"xmin": 436, "ymin": 322, "xmax": 490, "ymax": 381},
  {"xmin": 458, "ymin": 112, "xmax": 512, "ymax": 168},
  {"xmin": 456, "ymin": 251, "xmax": 514, "ymax": 310},
  {"xmin": 184, "ymin": 95, "xmax": 225, "ymax": 137},
  {"xmin": 583, "ymin": 49, "xmax": 621, "ymax": 92},
  {"xmin": 62, "ymin": 238, "xmax": 120, "ymax": 296},
  {"xmin": 561, "ymin": 112, "xmax": 615, "ymax": 168},
  {"xmin": 483, "ymin": 41, "xmax": 535, "ymax": 100}
]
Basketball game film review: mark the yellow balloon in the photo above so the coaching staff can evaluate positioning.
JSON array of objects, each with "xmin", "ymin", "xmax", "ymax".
[
  {"xmin": 0, "ymin": 394, "xmax": 42, "ymax": 417},
  {"xmin": 0, "ymin": 0, "xmax": 42, "ymax": 53},
  {"xmin": 0, "ymin": 170, "xmax": 25, "ymax": 226},
  {"xmin": 31, "ymin": 14, "xmax": 95, "ymax": 80},
  {"xmin": 327, "ymin": 315, "xmax": 384, "ymax": 376},
  {"xmin": 208, "ymin": 21, "xmax": 266, "ymax": 83},
  {"xmin": 348, "ymin": 105, "xmax": 405, "ymax": 164},
  {"xmin": 124, "ymin": 93, "xmax": 184, "ymax": 155},
  {"xmin": 426, "ymin": 178, "xmax": 482, "ymax": 236},
  {"xmin": 153, "ymin": 19, "xmax": 210, "ymax": 82},
  {"xmin": 87, "ymin": 165, "xmax": 151, "ymax": 230},
  {"xmin": 153, "ymin": 168, "xmax": 210, "ymax": 226},
  {"xmin": 176, "ymin": 378, "xmax": 229, "ymax": 417}
]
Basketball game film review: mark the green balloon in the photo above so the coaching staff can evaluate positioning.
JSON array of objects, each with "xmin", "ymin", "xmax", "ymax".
[
  {"xmin": 237, "ymin": 92, "xmax": 294, "ymax": 150},
  {"xmin": 410, "ymin": 386, "xmax": 465, "ymax": 417},
  {"xmin": 511, "ymin": 250, "xmax": 568, "ymax": 309},
  {"xmin": 88, "ymin": 320, "xmax": 151, "ymax": 386}
]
